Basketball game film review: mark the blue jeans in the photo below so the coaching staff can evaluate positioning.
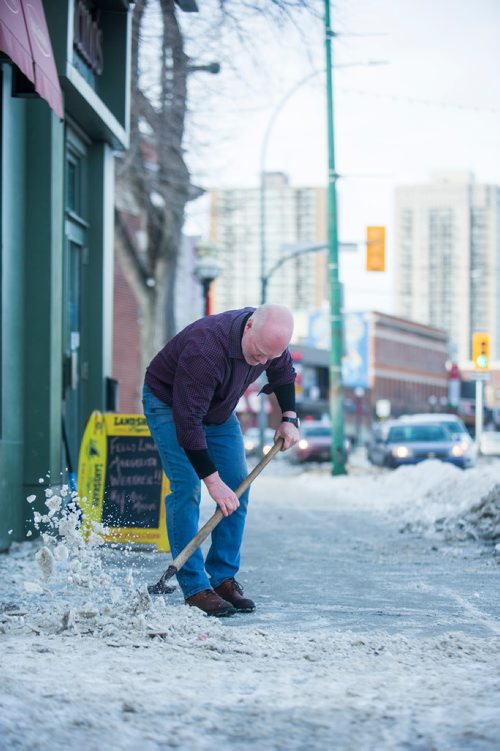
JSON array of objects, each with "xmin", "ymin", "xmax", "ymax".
[{"xmin": 142, "ymin": 384, "xmax": 250, "ymax": 599}]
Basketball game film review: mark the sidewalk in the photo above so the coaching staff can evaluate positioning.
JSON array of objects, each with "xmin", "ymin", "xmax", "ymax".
[{"xmin": 1, "ymin": 460, "xmax": 500, "ymax": 750}]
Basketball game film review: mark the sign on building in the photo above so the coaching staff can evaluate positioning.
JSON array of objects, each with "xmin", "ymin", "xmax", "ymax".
[{"xmin": 342, "ymin": 312, "xmax": 370, "ymax": 388}]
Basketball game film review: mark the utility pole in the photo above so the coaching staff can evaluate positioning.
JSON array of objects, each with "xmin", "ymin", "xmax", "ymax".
[{"xmin": 324, "ymin": 0, "xmax": 346, "ymax": 475}]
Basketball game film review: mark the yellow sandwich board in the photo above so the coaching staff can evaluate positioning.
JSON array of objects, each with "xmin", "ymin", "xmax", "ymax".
[{"xmin": 77, "ymin": 411, "xmax": 170, "ymax": 552}]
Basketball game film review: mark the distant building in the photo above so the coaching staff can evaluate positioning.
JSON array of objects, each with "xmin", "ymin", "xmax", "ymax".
[
  {"xmin": 210, "ymin": 172, "xmax": 326, "ymax": 311},
  {"xmin": 284, "ymin": 311, "xmax": 449, "ymax": 441},
  {"xmin": 394, "ymin": 172, "xmax": 500, "ymax": 363}
]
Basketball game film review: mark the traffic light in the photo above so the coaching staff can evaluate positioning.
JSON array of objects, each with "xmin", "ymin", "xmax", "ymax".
[
  {"xmin": 366, "ymin": 226, "xmax": 385, "ymax": 272},
  {"xmin": 472, "ymin": 332, "xmax": 490, "ymax": 370}
]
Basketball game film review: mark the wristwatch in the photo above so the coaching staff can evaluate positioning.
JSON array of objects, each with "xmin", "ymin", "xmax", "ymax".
[{"xmin": 281, "ymin": 415, "xmax": 300, "ymax": 428}]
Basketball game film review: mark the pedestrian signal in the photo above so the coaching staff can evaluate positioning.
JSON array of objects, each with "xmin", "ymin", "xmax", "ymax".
[
  {"xmin": 366, "ymin": 226, "xmax": 385, "ymax": 272},
  {"xmin": 472, "ymin": 332, "xmax": 490, "ymax": 370}
]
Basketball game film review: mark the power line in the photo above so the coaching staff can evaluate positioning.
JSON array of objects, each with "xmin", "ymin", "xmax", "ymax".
[{"xmin": 337, "ymin": 87, "xmax": 500, "ymax": 116}]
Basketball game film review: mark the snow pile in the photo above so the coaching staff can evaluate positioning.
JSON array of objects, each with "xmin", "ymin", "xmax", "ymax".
[
  {"xmin": 434, "ymin": 482, "xmax": 500, "ymax": 546},
  {"xmin": 295, "ymin": 458, "xmax": 500, "ymax": 549},
  {"xmin": 376, "ymin": 461, "xmax": 500, "ymax": 546},
  {"xmin": 10, "ymin": 487, "xmax": 195, "ymax": 644}
]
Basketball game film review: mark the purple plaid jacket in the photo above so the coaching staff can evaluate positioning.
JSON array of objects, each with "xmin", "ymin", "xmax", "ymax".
[{"xmin": 145, "ymin": 308, "xmax": 295, "ymax": 451}]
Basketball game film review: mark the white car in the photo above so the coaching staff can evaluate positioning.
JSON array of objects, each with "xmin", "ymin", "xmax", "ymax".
[{"xmin": 479, "ymin": 431, "xmax": 500, "ymax": 456}]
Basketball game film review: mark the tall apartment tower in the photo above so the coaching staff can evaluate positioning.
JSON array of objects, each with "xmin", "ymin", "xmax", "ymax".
[
  {"xmin": 210, "ymin": 172, "xmax": 326, "ymax": 312},
  {"xmin": 395, "ymin": 172, "xmax": 500, "ymax": 362}
]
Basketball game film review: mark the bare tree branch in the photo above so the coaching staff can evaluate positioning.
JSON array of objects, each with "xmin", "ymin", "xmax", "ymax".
[{"xmin": 115, "ymin": 0, "xmax": 318, "ymax": 372}]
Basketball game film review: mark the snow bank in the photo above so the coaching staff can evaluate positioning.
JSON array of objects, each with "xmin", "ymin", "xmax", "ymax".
[
  {"xmin": 289, "ymin": 458, "xmax": 500, "ymax": 548},
  {"xmin": 374, "ymin": 461, "xmax": 500, "ymax": 546}
]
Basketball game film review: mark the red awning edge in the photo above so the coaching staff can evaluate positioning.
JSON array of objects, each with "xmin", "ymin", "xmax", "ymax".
[
  {"xmin": 0, "ymin": 0, "xmax": 35, "ymax": 82},
  {"xmin": 22, "ymin": 0, "xmax": 63, "ymax": 119}
]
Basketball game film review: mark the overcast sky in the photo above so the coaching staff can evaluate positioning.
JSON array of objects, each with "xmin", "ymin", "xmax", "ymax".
[{"xmin": 182, "ymin": 0, "xmax": 500, "ymax": 313}]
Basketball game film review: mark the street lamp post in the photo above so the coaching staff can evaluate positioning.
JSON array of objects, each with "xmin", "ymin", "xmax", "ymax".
[
  {"xmin": 324, "ymin": 0, "xmax": 346, "ymax": 474},
  {"xmin": 259, "ymin": 60, "xmax": 384, "ymax": 310},
  {"xmin": 194, "ymin": 255, "xmax": 220, "ymax": 316},
  {"xmin": 258, "ymin": 72, "xmax": 326, "ymax": 456},
  {"xmin": 257, "ymin": 39, "xmax": 383, "ymax": 458}
]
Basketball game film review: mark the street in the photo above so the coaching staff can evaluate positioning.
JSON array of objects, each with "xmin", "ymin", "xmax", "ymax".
[{"xmin": 1, "ymin": 454, "xmax": 499, "ymax": 750}]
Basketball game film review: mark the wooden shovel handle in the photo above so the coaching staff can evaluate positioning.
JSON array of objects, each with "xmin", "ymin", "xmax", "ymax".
[{"xmin": 171, "ymin": 437, "xmax": 284, "ymax": 571}]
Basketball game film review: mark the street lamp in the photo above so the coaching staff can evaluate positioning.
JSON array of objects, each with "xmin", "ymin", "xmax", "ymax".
[
  {"xmin": 194, "ymin": 255, "xmax": 221, "ymax": 316},
  {"xmin": 258, "ymin": 50, "xmax": 384, "ymax": 464},
  {"xmin": 259, "ymin": 60, "xmax": 385, "ymax": 307},
  {"xmin": 187, "ymin": 62, "xmax": 221, "ymax": 75}
]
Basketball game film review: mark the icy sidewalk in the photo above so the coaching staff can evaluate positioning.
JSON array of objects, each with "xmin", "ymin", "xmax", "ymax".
[{"xmin": 1, "ymin": 459, "xmax": 500, "ymax": 750}]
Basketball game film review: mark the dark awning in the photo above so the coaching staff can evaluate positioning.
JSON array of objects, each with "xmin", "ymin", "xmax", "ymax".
[{"xmin": 0, "ymin": 0, "xmax": 63, "ymax": 120}]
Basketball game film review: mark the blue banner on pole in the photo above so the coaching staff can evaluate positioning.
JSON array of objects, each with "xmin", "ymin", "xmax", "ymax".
[{"xmin": 341, "ymin": 312, "xmax": 369, "ymax": 388}]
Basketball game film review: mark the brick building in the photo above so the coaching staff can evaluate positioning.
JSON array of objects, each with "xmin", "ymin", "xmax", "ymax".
[
  {"xmin": 112, "ymin": 245, "xmax": 142, "ymax": 413},
  {"xmin": 112, "ymin": 226, "xmax": 203, "ymax": 413},
  {"xmin": 285, "ymin": 311, "xmax": 449, "ymax": 442},
  {"xmin": 372, "ymin": 312, "xmax": 448, "ymax": 416}
]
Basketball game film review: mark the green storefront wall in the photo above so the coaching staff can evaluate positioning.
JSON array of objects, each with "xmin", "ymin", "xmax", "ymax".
[
  {"xmin": 0, "ymin": 1, "xmax": 130, "ymax": 550},
  {"xmin": 0, "ymin": 67, "xmax": 28, "ymax": 548}
]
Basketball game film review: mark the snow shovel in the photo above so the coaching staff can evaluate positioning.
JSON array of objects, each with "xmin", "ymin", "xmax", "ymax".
[{"xmin": 147, "ymin": 437, "xmax": 284, "ymax": 595}]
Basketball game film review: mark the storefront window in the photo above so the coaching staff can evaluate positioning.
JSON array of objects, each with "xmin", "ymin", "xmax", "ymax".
[{"xmin": 66, "ymin": 157, "xmax": 79, "ymax": 214}]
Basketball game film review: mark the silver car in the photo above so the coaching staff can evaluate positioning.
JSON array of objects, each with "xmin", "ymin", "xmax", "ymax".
[
  {"xmin": 398, "ymin": 413, "xmax": 476, "ymax": 467},
  {"xmin": 368, "ymin": 420, "xmax": 474, "ymax": 469}
]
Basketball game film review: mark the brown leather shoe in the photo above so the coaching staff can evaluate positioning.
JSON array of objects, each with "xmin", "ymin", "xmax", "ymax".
[
  {"xmin": 214, "ymin": 579, "xmax": 255, "ymax": 613},
  {"xmin": 185, "ymin": 588, "xmax": 236, "ymax": 617}
]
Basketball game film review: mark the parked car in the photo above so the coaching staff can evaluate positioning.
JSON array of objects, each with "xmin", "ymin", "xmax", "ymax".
[
  {"xmin": 479, "ymin": 431, "xmax": 500, "ymax": 456},
  {"xmin": 398, "ymin": 412, "xmax": 476, "ymax": 467},
  {"xmin": 288, "ymin": 422, "xmax": 334, "ymax": 463},
  {"xmin": 367, "ymin": 420, "xmax": 473, "ymax": 469},
  {"xmin": 399, "ymin": 412, "xmax": 471, "ymax": 438},
  {"xmin": 243, "ymin": 427, "xmax": 275, "ymax": 456}
]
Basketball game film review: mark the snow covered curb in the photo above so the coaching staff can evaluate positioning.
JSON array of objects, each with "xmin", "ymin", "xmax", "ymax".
[
  {"xmin": 285, "ymin": 459, "xmax": 500, "ymax": 550},
  {"xmin": 370, "ymin": 461, "xmax": 500, "ymax": 546}
]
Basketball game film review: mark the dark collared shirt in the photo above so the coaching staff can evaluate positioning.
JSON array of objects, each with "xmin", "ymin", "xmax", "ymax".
[{"xmin": 145, "ymin": 308, "xmax": 296, "ymax": 455}]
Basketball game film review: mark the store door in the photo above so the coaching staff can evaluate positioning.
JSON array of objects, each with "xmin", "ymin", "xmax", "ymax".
[
  {"xmin": 63, "ymin": 226, "xmax": 86, "ymax": 464},
  {"xmin": 63, "ymin": 128, "xmax": 88, "ymax": 477}
]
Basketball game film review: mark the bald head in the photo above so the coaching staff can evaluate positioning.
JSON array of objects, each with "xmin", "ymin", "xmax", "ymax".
[
  {"xmin": 241, "ymin": 304, "xmax": 294, "ymax": 366},
  {"xmin": 252, "ymin": 304, "xmax": 294, "ymax": 343}
]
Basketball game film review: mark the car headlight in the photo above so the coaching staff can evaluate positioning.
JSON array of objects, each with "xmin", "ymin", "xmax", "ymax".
[
  {"xmin": 450, "ymin": 442, "xmax": 468, "ymax": 457},
  {"xmin": 263, "ymin": 443, "xmax": 272, "ymax": 455},
  {"xmin": 244, "ymin": 439, "xmax": 255, "ymax": 452},
  {"xmin": 298, "ymin": 439, "xmax": 309, "ymax": 450},
  {"xmin": 391, "ymin": 445, "xmax": 411, "ymax": 458}
]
